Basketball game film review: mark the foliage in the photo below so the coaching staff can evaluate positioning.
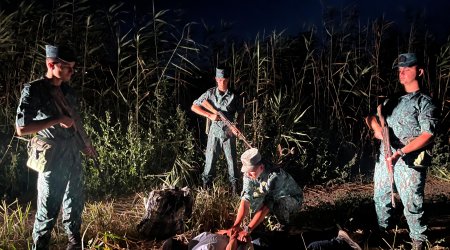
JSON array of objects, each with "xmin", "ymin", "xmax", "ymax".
[
  {"xmin": 83, "ymin": 106, "xmax": 200, "ymax": 196},
  {"xmin": 188, "ymin": 185, "xmax": 240, "ymax": 233},
  {"xmin": 0, "ymin": 199, "xmax": 32, "ymax": 249},
  {"xmin": 430, "ymin": 133, "xmax": 450, "ymax": 181},
  {"xmin": 0, "ymin": 0, "xmax": 450, "ymax": 202}
]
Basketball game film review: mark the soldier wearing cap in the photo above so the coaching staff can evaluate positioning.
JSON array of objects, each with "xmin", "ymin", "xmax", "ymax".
[
  {"xmin": 15, "ymin": 44, "xmax": 94, "ymax": 249},
  {"xmin": 191, "ymin": 66, "xmax": 244, "ymax": 193},
  {"xmin": 219, "ymin": 148, "xmax": 303, "ymax": 245},
  {"xmin": 365, "ymin": 53, "xmax": 438, "ymax": 250}
]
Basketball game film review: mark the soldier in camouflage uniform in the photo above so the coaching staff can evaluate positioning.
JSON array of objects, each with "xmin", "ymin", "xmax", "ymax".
[
  {"xmin": 16, "ymin": 44, "xmax": 95, "ymax": 250},
  {"xmin": 221, "ymin": 148, "xmax": 303, "ymax": 245},
  {"xmin": 191, "ymin": 67, "xmax": 244, "ymax": 193},
  {"xmin": 366, "ymin": 53, "xmax": 438, "ymax": 250}
]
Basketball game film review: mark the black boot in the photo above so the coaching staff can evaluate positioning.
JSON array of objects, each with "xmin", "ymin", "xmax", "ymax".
[
  {"xmin": 412, "ymin": 240, "xmax": 424, "ymax": 250},
  {"xmin": 67, "ymin": 234, "xmax": 82, "ymax": 250},
  {"xmin": 203, "ymin": 182, "xmax": 212, "ymax": 190},
  {"xmin": 231, "ymin": 183, "xmax": 238, "ymax": 195}
]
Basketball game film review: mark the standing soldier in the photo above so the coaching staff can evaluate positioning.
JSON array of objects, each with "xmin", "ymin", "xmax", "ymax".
[
  {"xmin": 191, "ymin": 66, "xmax": 244, "ymax": 194},
  {"xmin": 16, "ymin": 44, "xmax": 96, "ymax": 250},
  {"xmin": 365, "ymin": 53, "xmax": 438, "ymax": 250}
]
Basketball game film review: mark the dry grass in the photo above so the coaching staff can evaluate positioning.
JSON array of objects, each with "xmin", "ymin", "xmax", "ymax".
[{"xmin": 0, "ymin": 186, "xmax": 241, "ymax": 249}]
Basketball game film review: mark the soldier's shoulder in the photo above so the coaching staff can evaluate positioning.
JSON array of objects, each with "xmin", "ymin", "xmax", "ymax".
[
  {"xmin": 27, "ymin": 78, "xmax": 46, "ymax": 86},
  {"xmin": 24, "ymin": 78, "xmax": 48, "ymax": 92},
  {"xmin": 418, "ymin": 92, "xmax": 433, "ymax": 101},
  {"xmin": 417, "ymin": 92, "xmax": 437, "ymax": 107},
  {"xmin": 206, "ymin": 87, "xmax": 216, "ymax": 93}
]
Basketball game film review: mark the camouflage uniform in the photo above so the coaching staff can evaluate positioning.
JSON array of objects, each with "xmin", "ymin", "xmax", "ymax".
[
  {"xmin": 374, "ymin": 91, "xmax": 437, "ymax": 242},
  {"xmin": 193, "ymin": 87, "xmax": 244, "ymax": 187},
  {"xmin": 241, "ymin": 163, "xmax": 303, "ymax": 224},
  {"xmin": 16, "ymin": 79, "xmax": 84, "ymax": 249}
]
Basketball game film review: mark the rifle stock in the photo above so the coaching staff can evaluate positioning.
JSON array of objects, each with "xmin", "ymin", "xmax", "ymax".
[
  {"xmin": 377, "ymin": 105, "xmax": 396, "ymax": 208},
  {"xmin": 50, "ymin": 86, "xmax": 99, "ymax": 166},
  {"xmin": 201, "ymin": 100, "xmax": 252, "ymax": 149}
]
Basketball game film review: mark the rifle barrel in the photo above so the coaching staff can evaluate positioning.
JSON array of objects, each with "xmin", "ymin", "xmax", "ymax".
[
  {"xmin": 378, "ymin": 105, "xmax": 396, "ymax": 208},
  {"xmin": 201, "ymin": 100, "xmax": 252, "ymax": 149}
]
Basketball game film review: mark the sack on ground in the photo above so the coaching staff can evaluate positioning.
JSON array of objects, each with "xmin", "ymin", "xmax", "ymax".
[{"xmin": 137, "ymin": 186, "xmax": 193, "ymax": 239}]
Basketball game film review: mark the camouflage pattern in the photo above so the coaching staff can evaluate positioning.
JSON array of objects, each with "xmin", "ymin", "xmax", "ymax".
[
  {"xmin": 193, "ymin": 87, "xmax": 244, "ymax": 186},
  {"xmin": 374, "ymin": 91, "xmax": 437, "ymax": 242},
  {"xmin": 241, "ymin": 163, "xmax": 303, "ymax": 224},
  {"xmin": 16, "ymin": 78, "xmax": 84, "ymax": 249}
]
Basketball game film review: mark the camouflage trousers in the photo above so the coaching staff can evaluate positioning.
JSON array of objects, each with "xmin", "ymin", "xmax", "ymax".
[
  {"xmin": 271, "ymin": 195, "xmax": 303, "ymax": 225},
  {"xmin": 202, "ymin": 133, "xmax": 238, "ymax": 186},
  {"xmin": 32, "ymin": 139, "xmax": 84, "ymax": 250},
  {"xmin": 373, "ymin": 156, "xmax": 427, "ymax": 241}
]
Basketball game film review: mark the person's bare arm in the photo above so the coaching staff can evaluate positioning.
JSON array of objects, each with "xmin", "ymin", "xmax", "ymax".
[
  {"xmin": 16, "ymin": 115, "xmax": 73, "ymax": 136},
  {"xmin": 365, "ymin": 115, "xmax": 383, "ymax": 140},
  {"xmin": 191, "ymin": 104, "xmax": 219, "ymax": 121},
  {"xmin": 237, "ymin": 204, "xmax": 270, "ymax": 242},
  {"xmin": 388, "ymin": 132, "xmax": 434, "ymax": 165},
  {"xmin": 227, "ymin": 199, "xmax": 250, "ymax": 238}
]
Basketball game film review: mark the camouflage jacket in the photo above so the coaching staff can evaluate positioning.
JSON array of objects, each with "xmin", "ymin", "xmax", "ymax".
[
  {"xmin": 241, "ymin": 163, "xmax": 303, "ymax": 211},
  {"xmin": 193, "ymin": 87, "xmax": 244, "ymax": 139}
]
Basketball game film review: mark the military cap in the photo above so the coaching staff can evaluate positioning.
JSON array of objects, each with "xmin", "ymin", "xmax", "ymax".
[
  {"xmin": 241, "ymin": 148, "xmax": 262, "ymax": 172},
  {"xmin": 45, "ymin": 44, "xmax": 76, "ymax": 63},
  {"xmin": 393, "ymin": 53, "xmax": 418, "ymax": 68},
  {"xmin": 216, "ymin": 67, "xmax": 230, "ymax": 78}
]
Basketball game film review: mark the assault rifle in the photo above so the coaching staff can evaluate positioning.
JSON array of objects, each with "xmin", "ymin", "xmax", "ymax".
[
  {"xmin": 50, "ymin": 86, "xmax": 99, "ymax": 166},
  {"xmin": 201, "ymin": 100, "xmax": 252, "ymax": 149},
  {"xmin": 377, "ymin": 104, "xmax": 396, "ymax": 208}
]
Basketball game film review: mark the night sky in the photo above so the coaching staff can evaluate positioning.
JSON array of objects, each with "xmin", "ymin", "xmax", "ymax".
[{"xmin": 153, "ymin": 0, "xmax": 450, "ymax": 42}]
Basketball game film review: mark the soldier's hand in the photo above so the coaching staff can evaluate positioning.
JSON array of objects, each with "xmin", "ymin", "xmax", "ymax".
[
  {"xmin": 230, "ymin": 125, "xmax": 239, "ymax": 137},
  {"xmin": 208, "ymin": 113, "xmax": 220, "ymax": 121},
  {"xmin": 82, "ymin": 146, "xmax": 98, "ymax": 158},
  {"xmin": 59, "ymin": 115, "xmax": 74, "ymax": 128},
  {"xmin": 387, "ymin": 151, "xmax": 401, "ymax": 166},
  {"xmin": 216, "ymin": 229, "xmax": 230, "ymax": 236},
  {"xmin": 237, "ymin": 230, "xmax": 250, "ymax": 242},
  {"xmin": 365, "ymin": 116, "xmax": 383, "ymax": 140},
  {"xmin": 229, "ymin": 225, "xmax": 241, "ymax": 238},
  {"xmin": 373, "ymin": 130, "xmax": 383, "ymax": 140}
]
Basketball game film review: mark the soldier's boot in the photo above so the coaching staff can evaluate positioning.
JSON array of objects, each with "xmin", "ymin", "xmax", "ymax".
[
  {"xmin": 337, "ymin": 230, "xmax": 362, "ymax": 250},
  {"xmin": 231, "ymin": 183, "xmax": 238, "ymax": 195},
  {"xmin": 412, "ymin": 240, "xmax": 424, "ymax": 250},
  {"xmin": 202, "ymin": 182, "xmax": 212, "ymax": 190},
  {"xmin": 66, "ymin": 234, "xmax": 82, "ymax": 250},
  {"xmin": 33, "ymin": 235, "xmax": 51, "ymax": 250}
]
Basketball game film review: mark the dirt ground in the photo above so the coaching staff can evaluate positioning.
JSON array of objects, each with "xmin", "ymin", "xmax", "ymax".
[
  {"xmin": 141, "ymin": 176, "xmax": 450, "ymax": 250},
  {"xmin": 172, "ymin": 176, "xmax": 449, "ymax": 250},
  {"xmin": 18, "ymin": 176, "xmax": 450, "ymax": 250},
  {"xmin": 287, "ymin": 176, "xmax": 450, "ymax": 250}
]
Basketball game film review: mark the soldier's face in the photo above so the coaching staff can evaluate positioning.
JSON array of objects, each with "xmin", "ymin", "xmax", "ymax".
[
  {"xmin": 52, "ymin": 61, "xmax": 76, "ymax": 81},
  {"xmin": 216, "ymin": 77, "xmax": 229, "ymax": 91},
  {"xmin": 398, "ymin": 66, "xmax": 417, "ymax": 85},
  {"xmin": 245, "ymin": 164, "xmax": 263, "ymax": 179}
]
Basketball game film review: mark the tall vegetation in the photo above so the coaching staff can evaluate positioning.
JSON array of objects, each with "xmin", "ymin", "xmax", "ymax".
[{"xmin": 0, "ymin": 0, "xmax": 449, "ymax": 200}]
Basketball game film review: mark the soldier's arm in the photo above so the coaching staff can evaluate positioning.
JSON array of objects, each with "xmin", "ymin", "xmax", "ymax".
[
  {"xmin": 237, "ymin": 204, "xmax": 270, "ymax": 242},
  {"xmin": 16, "ymin": 116, "xmax": 73, "ymax": 136},
  {"xmin": 400, "ymin": 132, "xmax": 434, "ymax": 155},
  {"xmin": 364, "ymin": 115, "xmax": 383, "ymax": 140},
  {"xmin": 191, "ymin": 104, "xmax": 219, "ymax": 121},
  {"xmin": 231, "ymin": 199, "xmax": 250, "ymax": 230}
]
